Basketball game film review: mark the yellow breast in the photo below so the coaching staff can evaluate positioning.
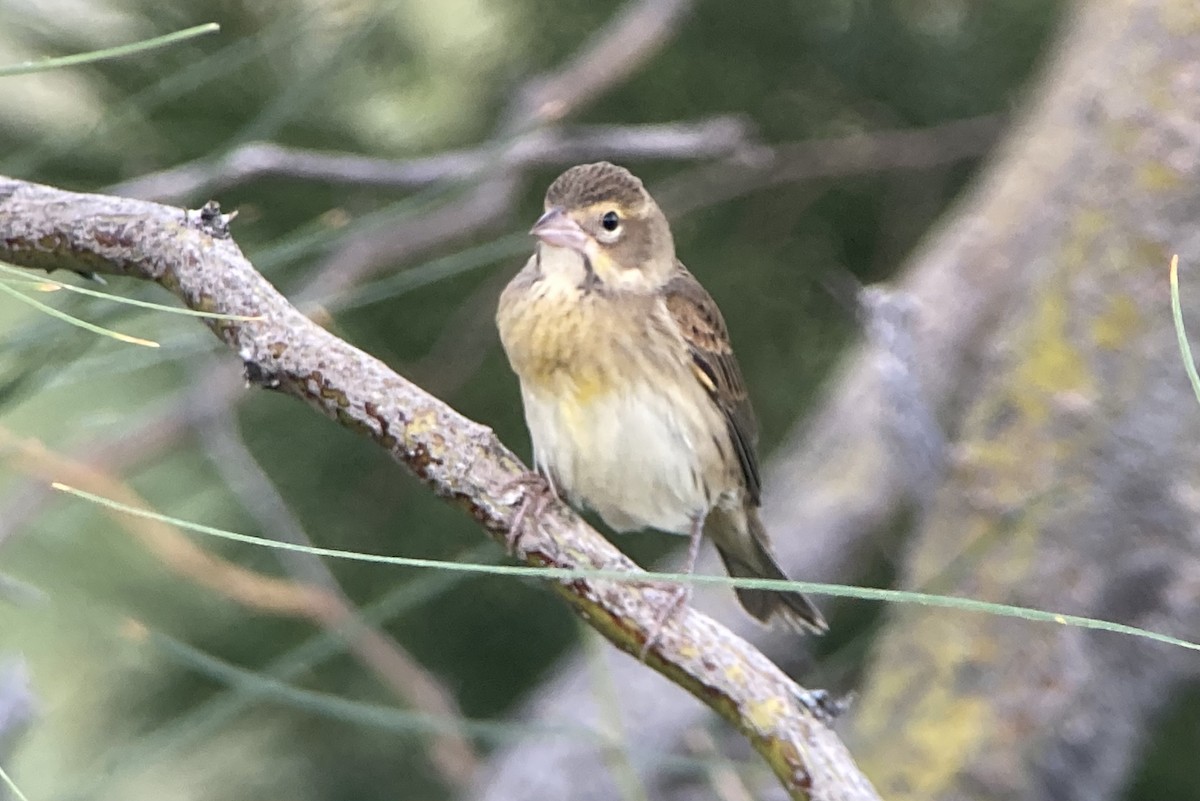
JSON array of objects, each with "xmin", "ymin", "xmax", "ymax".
[
  {"xmin": 497, "ymin": 265, "xmax": 731, "ymax": 534},
  {"xmin": 498, "ymin": 275, "xmax": 657, "ymax": 407}
]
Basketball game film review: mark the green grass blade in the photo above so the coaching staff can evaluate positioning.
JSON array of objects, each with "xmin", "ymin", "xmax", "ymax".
[
  {"xmin": 0, "ymin": 764, "xmax": 31, "ymax": 801},
  {"xmin": 151, "ymin": 630, "xmax": 599, "ymax": 743},
  {"xmin": 0, "ymin": 23, "xmax": 220, "ymax": 78},
  {"xmin": 0, "ymin": 263, "xmax": 262, "ymax": 321},
  {"xmin": 53, "ymin": 482, "xmax": 1200, "ymax": 653},
  {"xmin": 0, "ymin": 281, "xmax": 158, "ymax": 347},
  {"xmin": 1170, "ymin": 254, "xmax": 1200, "ymax": 407}
]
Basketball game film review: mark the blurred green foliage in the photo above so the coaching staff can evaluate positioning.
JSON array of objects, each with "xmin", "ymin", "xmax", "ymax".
[{"xmin": 5, "ymin": 1, "xmax": 1146, "ymax": 799}]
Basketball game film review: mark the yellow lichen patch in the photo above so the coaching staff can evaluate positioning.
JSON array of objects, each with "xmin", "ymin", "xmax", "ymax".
[
  {"xmin": 1137, "ymin": 162, "xmax": 1182, "ymax": 193},
  {"xmin": 723, "ymin": 662, "xmax": 746, "ymax": 684},
  {"xmin": 1012, "ymin": 293, "xmax": 1091, "ymax": 424},
  {"xmin": 425, "ymin": 431, "xmax": 448, "ymax": 461},
  {"xmin": 855, "ymin": 616, "xmax": 994, "ymax": 801},
  {"xmin": 908, "ymin": 511, "xmax": 994, "ymax": 586},
  {"xmin": 1092, "ymin": 294, "xmax": 1142, "ymax": 349},
  {"xmin": 406, "ymin": 408, "xmax": 440, "ymax": 439},
  {"xmin": 1059, "ymin": 209, "xmax": 1107, "ymax": 276},
  {"xmin": 1104, "ymin": 118, "xmax": 1143, "ymax": 157},
  {"xmin": 975, "ymin": 512, "xmax": 1041, "ymax": 596},
  {"xmin": 1162, "ymin": 3, "xmax": 1200, "ymax": 34},
  {"xmin": 1133, "ymin": 238, "xmax": 1170, "ymax": 275},
  {"xmin": 743, "ymin": 696, "xmax": 788, "ymax": 731},
  {"xmin": 896, "ymin": 689, "xmax": 990, "ymax": 799},
  {"xmin": 1147, "ymin": 81, "xmax": 1175, "ymax": 114}
]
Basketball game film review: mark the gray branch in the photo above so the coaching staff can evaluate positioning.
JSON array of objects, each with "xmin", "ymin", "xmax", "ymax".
[{"xmin": 106, "ymin": 118, "xmax": 755, "ymax": 204}]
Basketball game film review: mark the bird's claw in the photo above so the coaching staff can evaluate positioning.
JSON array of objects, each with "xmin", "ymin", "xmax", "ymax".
[
  {"xmin": 502, "ymin": 471, "xmax": 557, "ymax": 555},
  {"xmin": 638, "ymin": 583, "xmax": 692, "ymax": 660}
]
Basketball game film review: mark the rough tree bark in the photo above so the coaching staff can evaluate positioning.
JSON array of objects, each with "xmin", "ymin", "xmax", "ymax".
[
  {"xmin": 0, "ymin": 180, "xmax": 878, "ymax": 801},
  {"xmin": 467, "ymin": 1, "xmax": 1200, "ymax": 799}
]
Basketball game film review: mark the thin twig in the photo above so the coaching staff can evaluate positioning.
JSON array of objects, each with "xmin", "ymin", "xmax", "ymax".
[
  {"xmin": 657, "ymin": 115, "xmax": 1003, "ymax": 215},
  {"xmin": 296, "ymin": 173, "xmax": 520, "ymax": 302},
  {"xmin": 509, "ymin": 0, "xmax": 694, "ymax": 125},
  {"xmin": 107, "ymin": 118, "xmax": 753, "ymax": 204}
]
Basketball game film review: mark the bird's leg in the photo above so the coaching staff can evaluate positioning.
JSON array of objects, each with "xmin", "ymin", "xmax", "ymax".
[
  {"xmin": 502, "ymin": 469, "xmax": 559, "ymax": 555},
  {"xmin": 641, "ymin": 513, "xmax": 705, "ymax": 660}
]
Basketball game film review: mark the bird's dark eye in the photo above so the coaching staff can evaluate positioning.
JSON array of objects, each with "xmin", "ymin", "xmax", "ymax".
[{"xmin": 601, "ymin": 211, "xmax": 620, "ymax": 232}]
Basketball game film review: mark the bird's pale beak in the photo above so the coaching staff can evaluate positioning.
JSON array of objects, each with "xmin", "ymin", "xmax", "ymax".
[{"xmin": 530, "ymin": 207, "xmax": 589, "ymax": 254}]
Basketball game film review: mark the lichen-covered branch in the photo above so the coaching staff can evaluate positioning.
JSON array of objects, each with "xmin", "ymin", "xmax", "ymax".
[
  {"xmin": 0, "ymin": 176, "xmax": 879, "ymax": 801},
  {"xmin": 850, "ymin": 1, "xmax": 1200, "ymax": 798}
]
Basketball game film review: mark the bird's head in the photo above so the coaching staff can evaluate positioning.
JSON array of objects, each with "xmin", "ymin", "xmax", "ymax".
[{"xmin": 531, "ymin": 162, "xmax": 676, "ymax": 291}]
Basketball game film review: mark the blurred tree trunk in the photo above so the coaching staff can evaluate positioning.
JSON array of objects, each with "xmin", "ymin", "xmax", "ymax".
[
  {"xmin": 850, "ymin": 0, "xmax": 1200, "ymax": 798},
  {"xmin": 472, "ymin": 1, "xmax": 1200, "ymax": 799}
]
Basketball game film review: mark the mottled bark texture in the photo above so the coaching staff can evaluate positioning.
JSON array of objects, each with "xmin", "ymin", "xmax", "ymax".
[
  {"xmin": 852, "ymin": 2, "xmax": 1200, "ymax": 799},
  {"xmin": 468, "ymin": 1, "xmax": 1200, "ymax": 800},
  {"xmin": 0, "ymin": 178, "xmax": 878, "ymax": 801}
]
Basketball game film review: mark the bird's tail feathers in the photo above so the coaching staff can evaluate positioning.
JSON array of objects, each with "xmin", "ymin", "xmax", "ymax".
[{"xmin": 710, "ymin": 507, "xmax": 827, "ymax": 634}]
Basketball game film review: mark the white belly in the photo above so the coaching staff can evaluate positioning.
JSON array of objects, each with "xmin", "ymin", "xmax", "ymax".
[{"xmin": 521, "ymin": 380, "xmax": 719, "ymax": 535}]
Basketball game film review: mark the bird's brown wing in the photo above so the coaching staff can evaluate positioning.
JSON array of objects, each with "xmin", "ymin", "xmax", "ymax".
[{"xmin": 662, "ymin": 264, "xmax": 762, "ymax": 505}]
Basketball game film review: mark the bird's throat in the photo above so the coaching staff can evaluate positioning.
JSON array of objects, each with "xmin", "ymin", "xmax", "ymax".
[{"xmin": 537, "ymin": 243, "xmax": 596, "ymax": 292}]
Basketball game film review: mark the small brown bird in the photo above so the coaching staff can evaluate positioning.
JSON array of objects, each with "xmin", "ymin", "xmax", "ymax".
[{"xmin": 495, "ymin": 162, "xmax": 826, "ymax": 634}]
